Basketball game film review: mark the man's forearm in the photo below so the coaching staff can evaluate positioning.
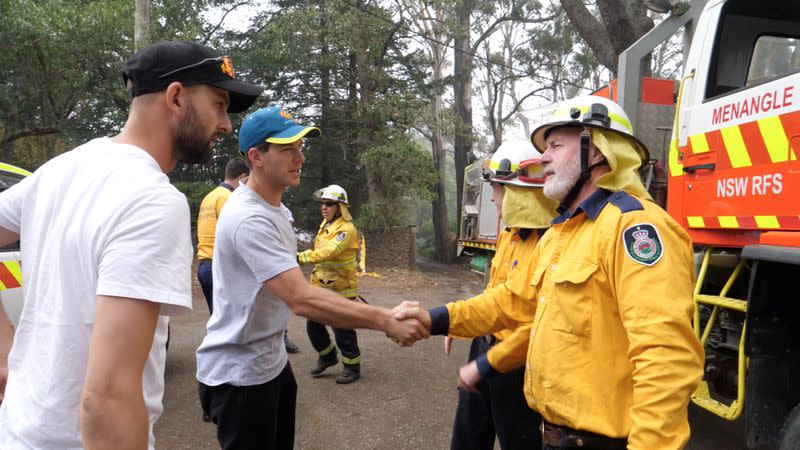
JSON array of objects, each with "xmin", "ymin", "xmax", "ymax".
[
  {"xmin": 484, "ymin": 323, "xmax": 531, "ymax": 374},
  {"xmin": 0, "ymin": 305, "xmax": 14, "ymax": 367},
  {"xmin": 438, "ymin": 282, "xmax": 531, "ymax": 339},
  {"xmin": 0, "ymin": 305, "xmax": 12, "ymax": 404},
  {"xmin": 0, "ymin": 227, "xmax": 20, "ymax": 248},
  {"xmin": 81, "ymin": 388, "xmax": 149, "ymax": 450},
  {"xmin": 81, "ymin": 295, "xmax": 160, "ymax": 450},
  {"xmin": 292, "ymin": 284, "xmax": 391, "ymax": 331}
]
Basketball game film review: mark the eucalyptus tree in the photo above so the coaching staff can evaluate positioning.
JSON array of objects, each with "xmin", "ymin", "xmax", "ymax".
[
  {"xmin": 135, "ymin": 0, "xmax": 152, "ymax": 49},
  {"xmin": 390, "ymin": 0, "xmax": 458, "ymax": 262},
  {"xmin": 451, "ymin": 0, "xmax": 555, "ymax": 225},
  {"xmin": 231, "ymin": 0, "xmax": 434, "ymax": 232},
  {"xmin": 0, "ymin": 0, "xmax": 132, "ymax": 167},
  {"xmin": 559, "ymin": 0, "xmax": 654, "ymax": 76},
  {"xmin": 0, "ymin": 0, "xmax": 231, "ymax": 171},
  {"xmin": 475, "ymin": 5, "xmax": 600, "ymax": 145}
]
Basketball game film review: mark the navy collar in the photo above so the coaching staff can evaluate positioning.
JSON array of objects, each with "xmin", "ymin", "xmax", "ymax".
[
  {"xmin": 220, "ymin": 182, "xmax": 235, "ymax": 192},
  {"xmin": 552, "ymin": 189, "xmax": 612, "ymax": 224}
]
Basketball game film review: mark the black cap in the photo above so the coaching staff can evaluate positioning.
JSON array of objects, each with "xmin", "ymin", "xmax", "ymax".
[{"xmin": 122, "ymin": 41, "xmax": 262, "ymax": 113}]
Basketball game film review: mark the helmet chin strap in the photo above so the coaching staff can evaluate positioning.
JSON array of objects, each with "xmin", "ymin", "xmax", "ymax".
[{"xmin": 556, "ymin": 129, "xmax": 608, "ymax": 215}]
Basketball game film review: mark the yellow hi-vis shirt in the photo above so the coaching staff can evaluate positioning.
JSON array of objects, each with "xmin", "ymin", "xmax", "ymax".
[
  {"xmin": 446, "ymin": 227, "xmax": 539, "ymax": 372},
  {"xmin": 297, "ymin": 216, "xmax": 360, "ymax": 298},
  {"xmin": 196, "ymin": 184, "xmax": 233, "ymax": 260},
  {"xmin": 437, "ymin": 190, "xmax": 704, "ymax": 449}
]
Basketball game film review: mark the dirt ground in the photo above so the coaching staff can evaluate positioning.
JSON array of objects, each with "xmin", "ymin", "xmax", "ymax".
[{"xmin": 154, "ymin": 259, "xmax": 745, "ymax": 450}]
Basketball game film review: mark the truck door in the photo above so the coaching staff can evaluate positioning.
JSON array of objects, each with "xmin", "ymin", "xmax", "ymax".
[{"xmin": 675, "ymin": 0, "xmax": 800, "ymax": 247}]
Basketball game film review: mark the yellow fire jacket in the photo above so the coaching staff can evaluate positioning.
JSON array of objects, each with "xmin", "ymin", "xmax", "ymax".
[
  {"xmin": 446, "ymin": 227, "xmax": 539, "ymax": 373},
  {"xmin": 486, "ymin": 228, "xmax": 539, "ymax": 342},
  {"xmin": 196, "ymin": 183, "xmax": 233, "ymax": 260},
  {"xmin": 430, "ymin": 190, "xmax": 703, "ymax": 449},
  {"xmin": 297, "ymin": 216, "xmax": 360, "ymax": 297}
]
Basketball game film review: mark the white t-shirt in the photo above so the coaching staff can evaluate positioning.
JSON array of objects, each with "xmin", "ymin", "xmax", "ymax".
[
  {"xmin": 196, "ymin": 183, "xmax": 298, "ymax": 386},
  {"xmin": 0, "ymin": 138, "xmax": 193, "ymax": 449},
  {"xmin": 281, "ymin": 203, "xmax": 294, "ymax": 224}
]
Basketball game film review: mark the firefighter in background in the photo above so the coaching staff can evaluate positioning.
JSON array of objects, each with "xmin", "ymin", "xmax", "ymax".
[
  {"xmin": 445, "ymin": 141, "xmax": 557, "ymax": 450},
  {"xmin": 397, "ymin": 96, "xmax": 704, "ymax": 449},
  {"xmin": 297, "ymin": 184, "xmax": 363, "ymax": 384},
  {"xmin": 196, "ymin": 157, "xmax": 249, "ymax": 314}
]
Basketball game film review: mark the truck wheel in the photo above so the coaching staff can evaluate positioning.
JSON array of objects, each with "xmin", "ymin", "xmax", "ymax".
[{"xmin": 778, "ymin": 403, "xmax": 800, "ymax": 450}]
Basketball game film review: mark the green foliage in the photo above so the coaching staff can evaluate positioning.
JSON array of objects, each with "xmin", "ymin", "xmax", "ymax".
[
  {"xmin": 0, "ymin": 0, "xmax": 133, "ymax": 165},
  {"xmin": 226, "ymin": 0, "xmax": 432, "ymax": 232},
  {"xmin": 0, "ymin": 0, "xmax": 604, "ymax": 264},
  {"xmin": 0, "ymin": 0, "xmax": 227, "ymax": 170},
  {"xmin": 355, "ymin": 134, "xmax": 437, "ymax": 232}
]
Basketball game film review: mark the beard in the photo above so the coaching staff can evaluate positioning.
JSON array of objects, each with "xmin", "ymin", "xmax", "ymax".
[
  {"xmin": 173, "ymin": 103, "xmax": 213, "ymax": 164},
  {"xmin": 543, "ymin": 152, "xmax": 581, "ymax": 201}
]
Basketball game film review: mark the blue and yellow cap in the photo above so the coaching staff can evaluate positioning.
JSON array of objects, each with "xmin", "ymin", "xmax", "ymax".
[{"xmin": 238, "ymin": 106, "xmax": 320, "ymax": 153}]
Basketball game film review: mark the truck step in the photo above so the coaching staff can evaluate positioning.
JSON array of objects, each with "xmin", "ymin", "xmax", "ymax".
[
  {"xmin": 695, "ymin": 294, "xmax": 747, "ymax": 312},
  {"xmin": 691, "ymin": 381, "xmax": 743, "ymax": 420}
]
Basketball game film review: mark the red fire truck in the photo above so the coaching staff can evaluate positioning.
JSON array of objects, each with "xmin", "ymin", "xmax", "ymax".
[{"xmin": 618, "ymin": 0, "xmax": 800, "ymax": 447}]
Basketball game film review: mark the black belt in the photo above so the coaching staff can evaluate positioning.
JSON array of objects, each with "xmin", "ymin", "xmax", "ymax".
[
  {"xmin": 198, "ymin": 259, "xmax": 212, "ymax": 263},
  {"xmin": 541, "ymin": 421, "xmax": 627, "ymax": 449}
]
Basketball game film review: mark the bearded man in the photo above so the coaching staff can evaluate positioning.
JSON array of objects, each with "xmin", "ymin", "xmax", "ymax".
[
  {"xmin": 397, "ymin": 96, "xmax": 703, "ymax": 450},
  {"xmin": 0, "ymin": 41, "xmax": 261, "ymax": 449}
]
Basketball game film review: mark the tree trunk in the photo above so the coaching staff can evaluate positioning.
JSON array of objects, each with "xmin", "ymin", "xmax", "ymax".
[
  {"xmin": 134, "ymin": 0, "xmax": 151, "ymax": 51},
  {"xmin": 318, "ymin": 0, "xmax": 332, "ymax": 190},
  {"xmin": 560, "ymin": 0, "xmax": 617, "ymax": 73},
  {"xmin": 596, "ymin": 0, "xmax": 638, "ymax": 56},
  {"xmin": 452, "ymin": 0, "xmax": 475, "ymax": 235},
  {"xmin": 560, "ymin": 0, "xmax": 654, "ymax": 77},
  {"xmin": 430, "ymin": 36, "xmax": 454, "ymax": 263},
  {"xmin": 431, "ymin": 97, "xmax": 451, "ymax": 263},
  {"xmin": 353, "ymin": 15, "xmax": 382, "ymax": 205}
]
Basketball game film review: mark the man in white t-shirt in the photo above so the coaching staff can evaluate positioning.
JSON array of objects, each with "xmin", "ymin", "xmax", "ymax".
[
  {"xmin": 0, "ymin": 40, "xmax": 261, "ymax": 449},
  {"xmin": 280, "ymin": 204, "xmax": 301, "ymax": 354},
  {"xmin": 196, "ymin": 106, "xmax": 429, "ymax": 449}
]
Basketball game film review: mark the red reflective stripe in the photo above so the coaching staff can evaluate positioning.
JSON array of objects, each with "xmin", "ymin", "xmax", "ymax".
[
  {"xmin": 779, "ymin": 109, "xmax": 800, "ymax": 138},
  {"xmin": 737, "ymin": 216, "xmax": 757, "ymax": 229},
  {"xmin": 0, "ymin": 263, "xmax": 20, "ymax": 289},
  {"xmin": 705, "ymin": 130, "xmax": 731, "ymax": 170},
  {"xmin": 703, "ymin": 217, "xmax": 721, "ymax": 228},
  {"xmin": 779, "ymin": 216, "xmax": 800, "ymax": 229},
  {"xmin": 738, "ymin": 121, "xmax": 772, "ymax": 167}
]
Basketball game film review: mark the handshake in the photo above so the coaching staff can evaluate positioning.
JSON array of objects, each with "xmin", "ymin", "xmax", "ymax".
[
  {"xmin": 383, "ymin": 301, "xmax": 432, "ymax": 347},
  {"xmin": 382, "ymin": 301, "xmax": 483, "ymax": 392}
]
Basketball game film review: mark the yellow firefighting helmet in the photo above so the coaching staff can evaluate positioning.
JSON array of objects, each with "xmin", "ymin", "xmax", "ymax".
[
  {"xmin": 483, "ymin": 139, "xmax": 546, "ymax": 188},
  {"xmin": 313, "ymin": 184, "xmax": 349, "ymax": 205},
  {"xmin": 314, "ymin": 184, "xmax": 352, "ymax": 222},
  {"xmin": 530, "ymin": 95, "xmax": 649, "ymax": 162}
]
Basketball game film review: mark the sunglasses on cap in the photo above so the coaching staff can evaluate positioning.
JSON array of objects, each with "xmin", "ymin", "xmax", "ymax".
[
  {"xmin": 483, "ymin": 158, "xmax": 546, "ymax": 184},
  {"xmin": 517, "ymin": 158, "xmax": 546, "ymax": 184},
  {"xmin": 321, "ymin": 201, "xmax": 338, "ymax": 207},
  {"xmin": 159, "ymin": 56, "xmax": 236, "ymax": 80}
]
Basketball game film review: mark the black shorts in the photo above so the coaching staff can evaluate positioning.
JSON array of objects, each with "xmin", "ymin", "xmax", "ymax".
[{"xmin": 199, "ymin": 362, "xmax": 297, "ymax": 450}]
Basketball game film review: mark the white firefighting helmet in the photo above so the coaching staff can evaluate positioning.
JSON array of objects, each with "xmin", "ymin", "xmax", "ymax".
[
  {"xmin": 313, "ymin": 184, "xmax": 349, "ymax": 205},
  {"xmin": 530, "ymin": 95, "xmax": 649, "ymax": 162},
  {"xmin": 483, "ymin": 139, "xmax": 545, "ymax": 188}
]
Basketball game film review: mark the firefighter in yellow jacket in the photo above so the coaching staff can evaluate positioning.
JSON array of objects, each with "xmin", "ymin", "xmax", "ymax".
[
  {"xmin": 298, "ymin": 184, "xmax": 363, "ymax": 384},
  {"xmin": 447, "ymin": 140, "xmax": 557, "ymax": 450},
  {"xmin": 397, "ymin": 96, "xmax": 704, "ymax": 449}
]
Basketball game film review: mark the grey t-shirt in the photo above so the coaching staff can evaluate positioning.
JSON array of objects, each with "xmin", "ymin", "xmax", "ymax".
[{"xmin": 196, "ymin": 183, "xmax": 298, "ymax": 386}]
